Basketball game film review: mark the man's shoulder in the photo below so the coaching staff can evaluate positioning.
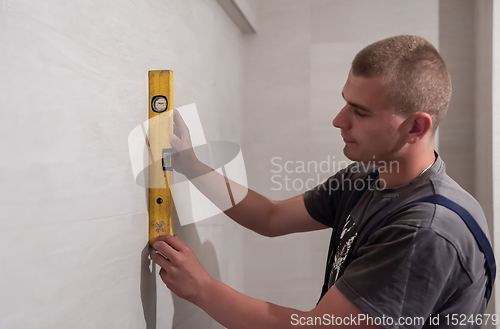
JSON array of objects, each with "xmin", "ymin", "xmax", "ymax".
[
  {"xmin": 388, "ymin": 164, "xmax": 487, "ymax": 233},
  {"xmin": 427, "ymin": 170, "xmax": 489, "ymax": 240},
  {"xmin": 389, "ymin": 170, "xmax": 489, "ymax": 283}
]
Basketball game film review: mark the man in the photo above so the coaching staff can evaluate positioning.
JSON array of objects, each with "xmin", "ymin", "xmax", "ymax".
[{"xmin": 152, "ymin": 35, "xmax": 493, "ymax": 328}]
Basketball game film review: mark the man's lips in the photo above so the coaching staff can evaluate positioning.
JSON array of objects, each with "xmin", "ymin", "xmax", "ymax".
[{"xmin": 342, "ymin": 135, "xmax": 355, "ymax": 143}]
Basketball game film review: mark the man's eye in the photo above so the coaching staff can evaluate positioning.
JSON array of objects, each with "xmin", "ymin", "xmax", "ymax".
[{"xmin": 353, "ymin": 108, "xmax": 366, "ymax": 117}]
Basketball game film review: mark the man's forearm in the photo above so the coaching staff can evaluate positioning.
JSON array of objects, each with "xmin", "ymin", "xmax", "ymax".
[
  {"xmin": 183, "ymin": 161, "xmax": 277, "ymax": 236},
  {"xmin": 193, "ymin": 279, "xmax": 303, "ymax": 329},
  {"xmin": 153, "ymin": 236, "xmax": 378, "ymax": 329}
]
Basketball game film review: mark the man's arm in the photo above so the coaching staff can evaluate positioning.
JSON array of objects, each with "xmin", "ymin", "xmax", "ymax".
[
  {"xmin": 195, "ymin": 281, "xmax": 382, "ymax": 329},
  {"xmin": 171, "ymin": 109, "xmax": 328, "ymax": 237},
  {"xmin": 188, "ymin": 160, "xmax": 327, "ymax": 236},
  {"xmin": 153, "ymin": 235, "xmax": 382, "ymax": 329}
]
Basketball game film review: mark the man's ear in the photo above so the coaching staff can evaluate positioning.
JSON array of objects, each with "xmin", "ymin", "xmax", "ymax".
[{"xmin": 406, "ymin": 112, "xmax": 433, "ymax": 144}]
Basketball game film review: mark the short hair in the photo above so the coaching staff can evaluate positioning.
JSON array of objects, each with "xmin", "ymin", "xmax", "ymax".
[{"xmin": 351, "ymin": 35, "xmax": 452, "ymax": 134}]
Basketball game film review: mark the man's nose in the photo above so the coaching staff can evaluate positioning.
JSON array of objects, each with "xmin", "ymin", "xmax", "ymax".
[{"xmin": 332, "ymin": 106, "xmax": 350, "ymax": 130}]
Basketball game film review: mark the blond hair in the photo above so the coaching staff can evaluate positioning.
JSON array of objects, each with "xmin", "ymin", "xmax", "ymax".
[{"xmin": 352, "ymin": 35, "xmax": 452, "ymax": 134}]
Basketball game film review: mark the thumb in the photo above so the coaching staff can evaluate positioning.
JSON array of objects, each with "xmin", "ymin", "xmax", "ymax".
[{"xmin": 170, "ymin": 134, "xmax": 181, "ymax": 149}]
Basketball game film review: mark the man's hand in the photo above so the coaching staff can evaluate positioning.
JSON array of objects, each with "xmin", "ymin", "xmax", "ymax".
[
  {"xmin": 152, "ymin": 235, "xmax": 215, "ymax": 304},
  {"xmin": 170, "ymin": 108, "xmax": 201, "ymax": 176}
]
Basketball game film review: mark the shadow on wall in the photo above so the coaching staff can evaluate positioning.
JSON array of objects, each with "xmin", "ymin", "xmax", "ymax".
[
  {"xmin": 139, "ymin": 206, "xmax": 222, "ymax": 329},
  {"xmin": 140, "ymin": 180, "xmax": 157, "ymax": 329},
  {"xmin": 141, "ymin": 244, "xmax": 157, "ymax": 329}
]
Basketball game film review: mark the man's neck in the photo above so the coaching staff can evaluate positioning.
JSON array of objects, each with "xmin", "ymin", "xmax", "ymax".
[{"xmin": 376, "ymin": 149, "xmax": 436, "ymax": 189}]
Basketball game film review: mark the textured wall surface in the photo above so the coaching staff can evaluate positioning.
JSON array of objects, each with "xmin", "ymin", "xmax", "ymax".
[
  {"xmin": 487, "ymin": 0, "xmax": 500, "ymax": 320},
  {"xmin": 439, "ymin": 0, "xmax": 476, "ymax": 195},
  {"xmin": 1, "ymin": 0, "xmax": 495, "ymax": 328},
  {"xmin": 0, "ymin": 1, "xmax": 245, "ymax": 328}
]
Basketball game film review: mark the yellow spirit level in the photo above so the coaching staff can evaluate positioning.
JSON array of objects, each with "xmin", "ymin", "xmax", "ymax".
[{"xmin": 148, "ymin": 70, "xmax": 174, "ymax": 244}]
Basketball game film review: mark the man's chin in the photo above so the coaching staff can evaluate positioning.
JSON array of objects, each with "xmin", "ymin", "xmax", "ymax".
[
  {"xmin": 343, "ymin": 148, "xmax": 375, "ymax": 163},
  {"xmin": 343, "ymin": 148, "xmax": 360, "ymax": 162}
]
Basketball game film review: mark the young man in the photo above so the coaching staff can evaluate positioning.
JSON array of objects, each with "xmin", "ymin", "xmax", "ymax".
[{"xmin": 152, "ymin": 35, "xmax": 493, "ymax": 328}]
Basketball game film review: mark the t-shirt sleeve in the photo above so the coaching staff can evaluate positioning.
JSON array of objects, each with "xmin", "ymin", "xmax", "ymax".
[
  {"xmin": 335, "ymin": 224, "xmax": 460, "ymax": 327},
  {"xmin": 303, "ymin": 169, "xmax": 346, "ymax": 227}
]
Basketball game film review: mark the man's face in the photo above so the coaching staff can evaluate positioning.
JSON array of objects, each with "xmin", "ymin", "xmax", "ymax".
[{"xmin": 333, "ymin": 70, "xmax": 408, "ymax": 163}]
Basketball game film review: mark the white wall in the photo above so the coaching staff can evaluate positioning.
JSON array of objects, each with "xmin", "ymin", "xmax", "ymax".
[
  {"xmin": 1, "ymin": 0, "xmax": 496, "ymax": 328},
  {"xmin": 439, "ymin": 0, "xmax": 476, "ymax": 195},
  {"xmin": 475, "ymin": 0, "xmax": 496, "ymax": 326},
  {"xmin": 490, "ymin": 0, "xmax": 500, "ymax": 322},
  {"xmin": 0, "ymin": 1, "xmax": 246, "ymax": 328}
]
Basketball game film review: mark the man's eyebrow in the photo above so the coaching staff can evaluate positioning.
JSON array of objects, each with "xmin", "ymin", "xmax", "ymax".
[{"xmin": 341, "ymin": 92, "xmax": 371, "ymax": 112}]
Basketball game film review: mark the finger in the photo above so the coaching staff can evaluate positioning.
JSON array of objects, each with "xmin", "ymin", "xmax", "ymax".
[
  {"xmin": 164, "ymin": 235, "xmax": 189, "ymax": 251},
  {"xmin": 153, "ymin": 252, "xmax": 171, "ymax": 269},
  {"xmin": 154, "ymin": 235, "xmax": 188, "ymax": 252},
  {"xmin": 153, "ymin": 234, "xmax": 172, "ymax": 246},
  {"xmin": 171, "ymin": 111, "xmax": 181, "ymax": 144},
  {"xmin": 153, "ymin": 240, "xmax": 178, "ymax": 260},
  {"xmin": 173, "ymin": 108, "xmax": 187, "ymax": 127},
  {"xmin": 159, "ymin": 268, "xmax": 168, "ymax": 282},
  {"xmin": 173, "ymin": 119, "xmax": 179, "ymax": 136},
  {"xmin": 172, "ymin": 109, "xmax": 190, "ymax": 139},
  {"xmin": 170, "ymin": 133, "xmax": 181, "ymax": 150}
]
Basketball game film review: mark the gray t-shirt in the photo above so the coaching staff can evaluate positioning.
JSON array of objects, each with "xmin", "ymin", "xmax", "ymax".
[{"xmin": 304, "ymin": 153, "xmax": 490, "ymax": 328}]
